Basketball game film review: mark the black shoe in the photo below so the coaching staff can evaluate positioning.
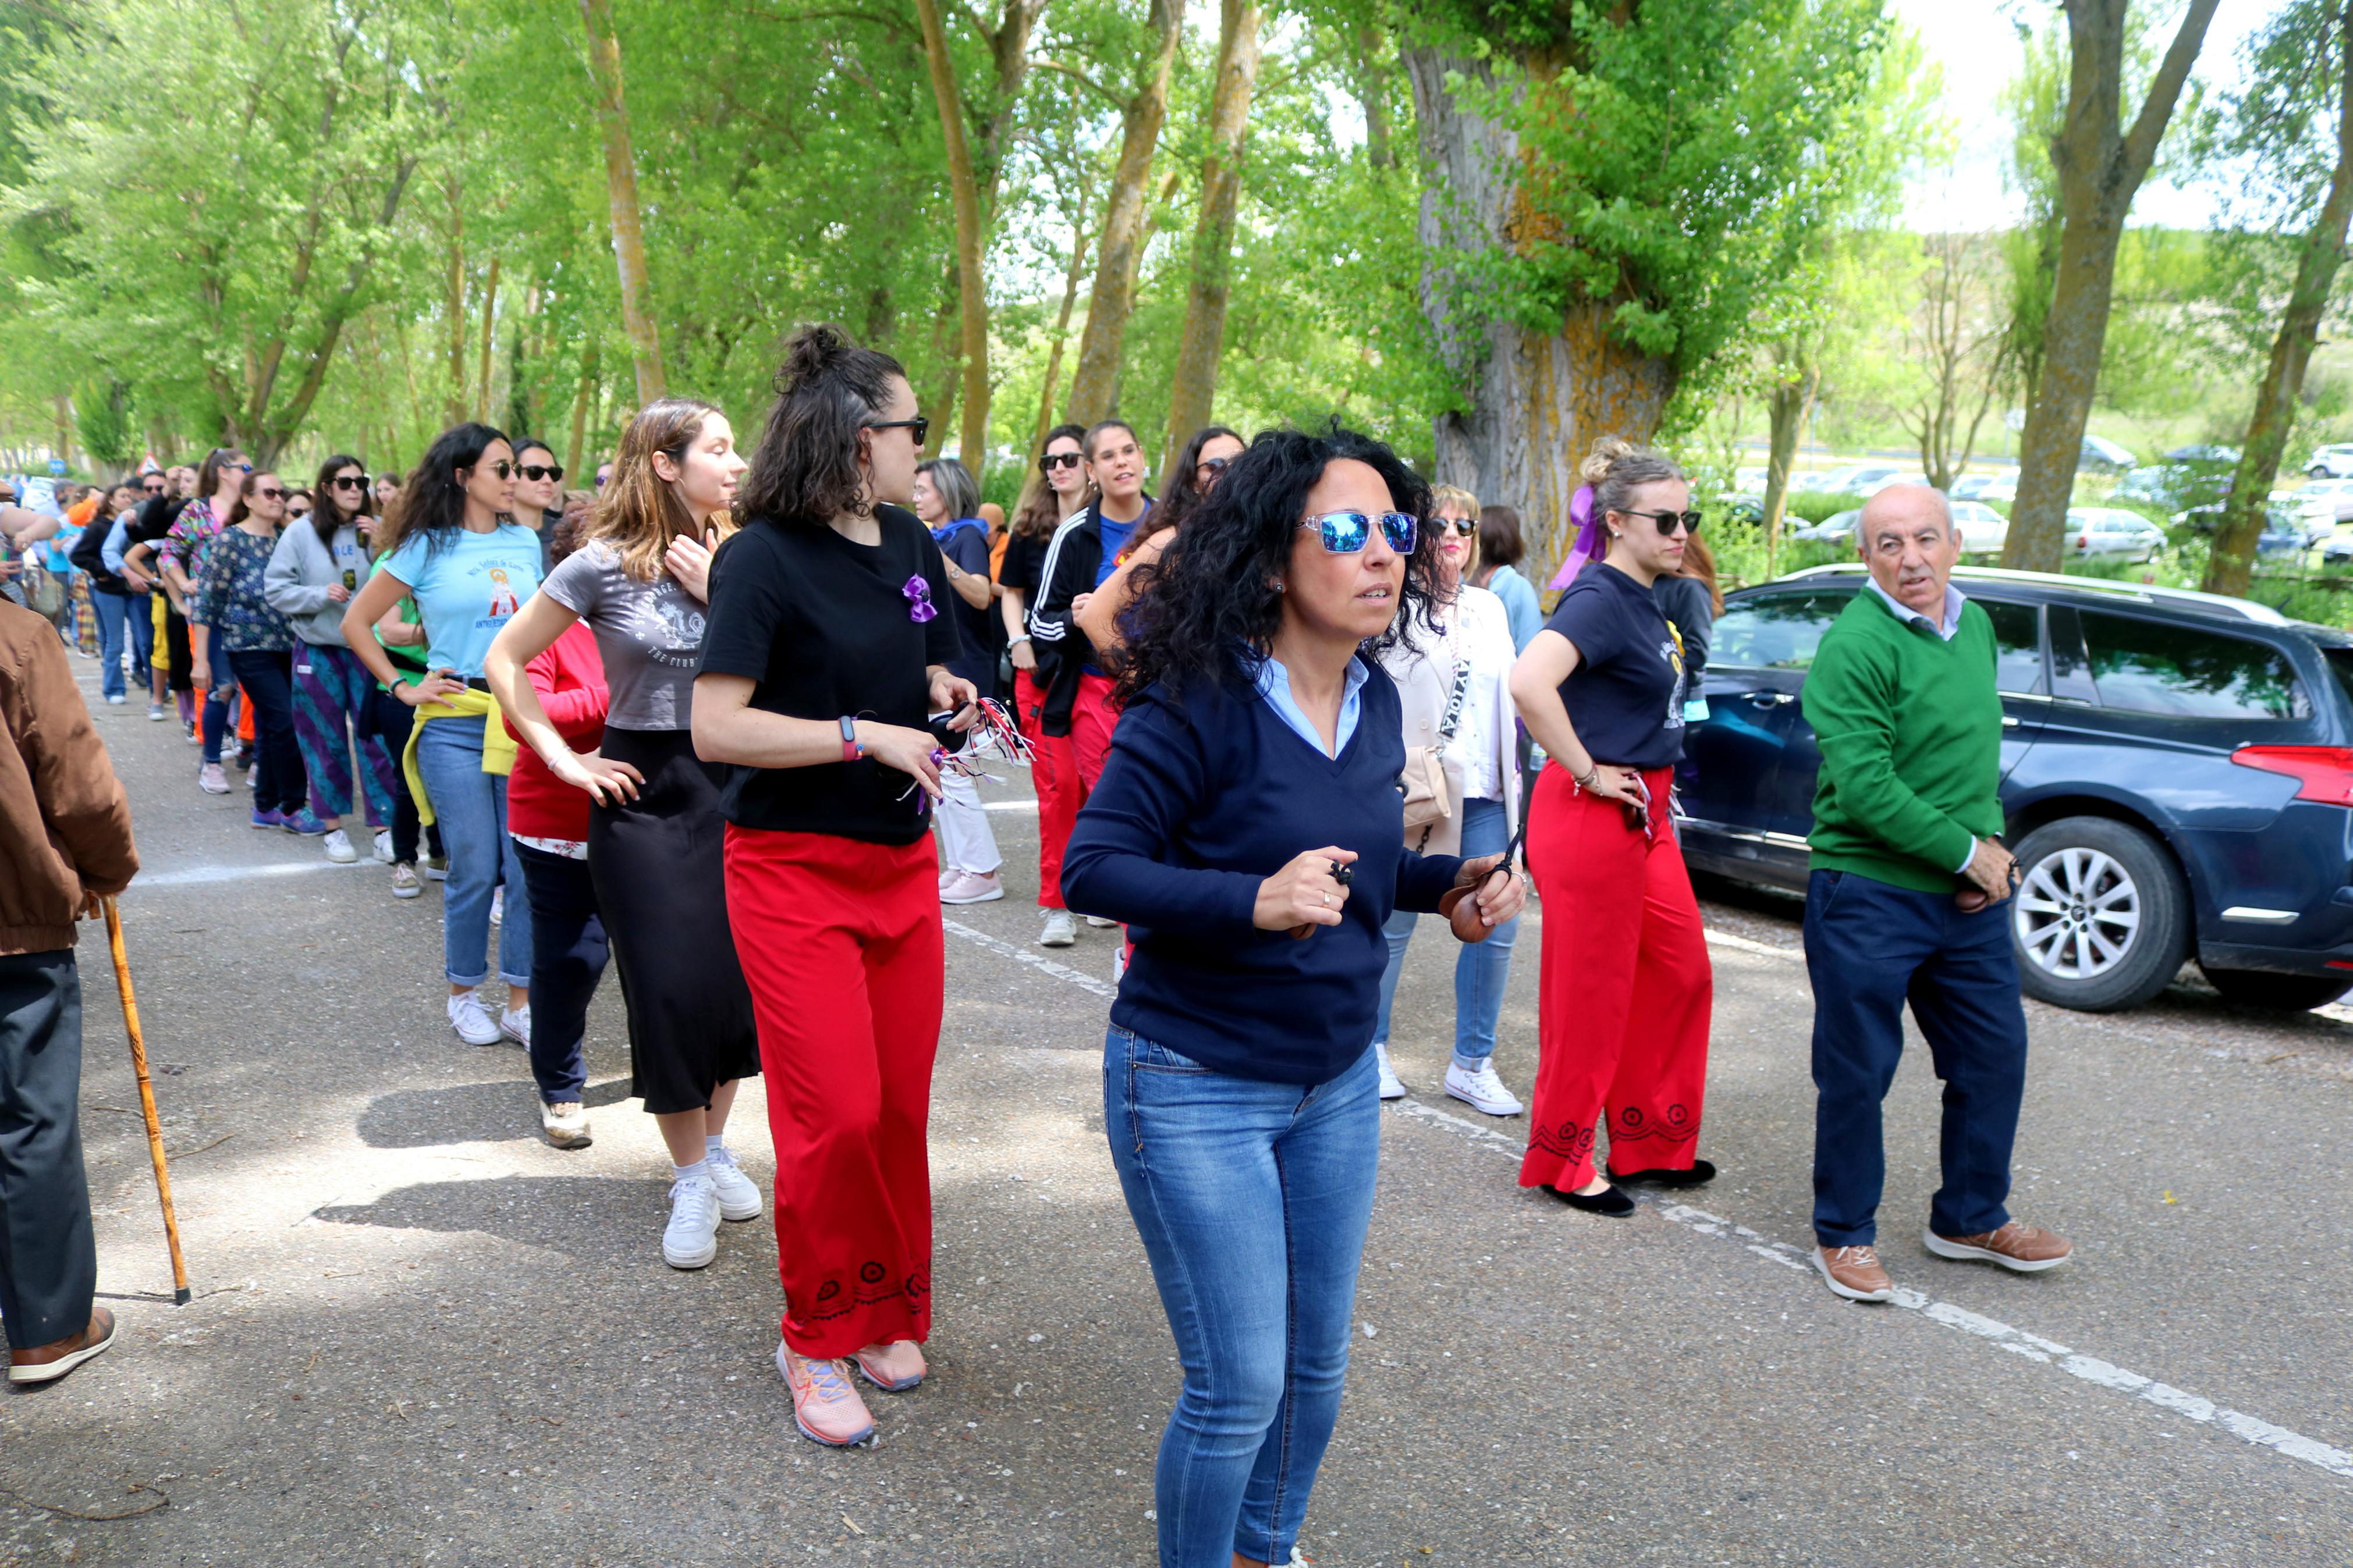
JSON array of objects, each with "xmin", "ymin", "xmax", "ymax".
[
  {"xmin": 1546, "ymin": 1182, "xmax": 1635, "ymax": 1218},
  {"xmin": 1606, "ymin": 1160, "xmax": 1717, "ymax": 1189}
]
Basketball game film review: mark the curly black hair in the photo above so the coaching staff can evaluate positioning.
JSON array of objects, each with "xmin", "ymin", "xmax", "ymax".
[{"xmin": 1113, "ymin": 424, "xmax": 1438, "ymax": 709}]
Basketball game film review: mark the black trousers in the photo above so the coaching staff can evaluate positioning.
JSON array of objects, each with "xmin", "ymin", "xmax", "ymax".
[
  {"xmin": 366, "ymin": 684, "xmax": 425, "ymax": 866},
  {"xmin": 228, "ymin": 648, "xmax": 306, "ymax": 816},
  {"xmin": 0, "ymin": 949, "xmax": 95, "ymax": 1352},
  {"xmin": 513, "ymin": 841, "xmax": 608, "ymax": 1105}
]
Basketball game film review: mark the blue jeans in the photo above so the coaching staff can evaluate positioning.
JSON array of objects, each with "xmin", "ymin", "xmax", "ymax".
[
  {"xmin": 88, "ymin": 588, "xmax": 152, "ymax": 701},
  {"xmin": 413, "ymin": 713, "xmax": 532, "ymax": 989},
  {"xmin": 1103, "ymin": 1027, "xmax": 1379, "ymax": 1568},
  {"xmin": 1804, "ymin": 869, "xmax": 2029, "ymax": 1247},
  {"xmin": 198, "ymin": 632, "xmax": 236, "ymax": 762},
  {"xmin": 1372, "ymin": 797, "xmax": 1520, "ymax": 1066}
]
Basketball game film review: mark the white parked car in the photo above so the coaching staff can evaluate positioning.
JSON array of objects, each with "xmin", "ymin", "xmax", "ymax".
[
  {"xmin": 1950, "ymin": 500, "xmax": 2007, "ymax": 554},
  {"xmin": 2292, "ymin": 477, "xmax": 2353, "ymax": 522},
  {"xmin": 1791, "ymin": 507, "xmax": 1864, "ymax": 543},
  {"xmin": 2068, "ymin": 507, "xmax": 2166, "ymax": 561},
  {"xmin": 2308, "ymin": 444, "xmax": 2353, "ymax": 478}
]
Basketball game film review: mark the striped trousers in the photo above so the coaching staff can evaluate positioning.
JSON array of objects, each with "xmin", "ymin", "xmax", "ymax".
[{"xmin": 291, "ymin": 642, "xmax": 398, "ymax": 825}]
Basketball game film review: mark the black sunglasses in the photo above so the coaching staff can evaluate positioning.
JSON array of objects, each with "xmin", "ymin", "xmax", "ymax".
[
  {"xmin": 467, "ymin": 461, "xmax": 515, "ymax": 480},
  {"xmin": 1616, "ymin": 507, "xmax": 1703, "ymax": 537},
  {"xmin": 519, "ymin": 463, "xmax": 563, "ymax": 483},
  {"xmin": 255, "ymin": 486, "xmax": 286, "ymax": 502},
  {"xmin": 1198, "ymin": 456, "xmax": 1231, "ymax": 478},
  {"xmin": 868, "ymin": 417, "xmax": 930, "ymax": 446},
  {"xmin": 1438, "ymin": 517, "xmax": 1477, "ymax": 537},
  {"xmin": 141, "ymin": 482, "xmax": 165, "ymax": 494},
  {"xmin": 1041, "ymin": 450, "xmax": 1084, "ymax": 472},
  {"xmin": 329, "ymin": 474, "xmax": 370, "ymax": 492}
]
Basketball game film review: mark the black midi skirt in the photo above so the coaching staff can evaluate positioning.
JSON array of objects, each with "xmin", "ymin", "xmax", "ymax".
[{"xmin": 588, "ymin": 727, "xmax": 761, "ymax": 1115}]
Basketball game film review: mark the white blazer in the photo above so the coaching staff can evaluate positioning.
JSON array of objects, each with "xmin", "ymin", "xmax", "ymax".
[{"xmin": 1377, "ymin": 584, "xmax": 1521, "ymax": 858}]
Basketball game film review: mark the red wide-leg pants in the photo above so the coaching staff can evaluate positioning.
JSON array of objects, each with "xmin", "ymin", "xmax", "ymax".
[
  {"xmin": 724, "ymin": 824, "xmax": 943, "ymax": 1358},
  {"xmin": 1016, "ymin": 668, "xmax": 1080, "ymax": 910},
  {"xmin": 1520, "ymin": 764, "xmax": 1713, "ymax": 1192}
]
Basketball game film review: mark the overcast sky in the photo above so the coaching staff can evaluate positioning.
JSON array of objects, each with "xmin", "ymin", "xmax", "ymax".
[{"xmin": 1896, "ymin": 0, "xmax": 2277, "ymax": 232}]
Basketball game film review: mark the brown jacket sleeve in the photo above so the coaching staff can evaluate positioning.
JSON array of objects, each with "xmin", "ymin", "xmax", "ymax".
[{"xmin": 0, "ymin": 602, "xmax": 137, "ymax": 952}]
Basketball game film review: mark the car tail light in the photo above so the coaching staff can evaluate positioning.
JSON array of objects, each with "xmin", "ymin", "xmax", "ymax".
[
  {"xmin": 2231, "ymin": 745, "xmax": 2353, "ymax": 805},
  {"xmin": 2077, "ymin": 533, "xmax": 2089, "ymax": 549}
]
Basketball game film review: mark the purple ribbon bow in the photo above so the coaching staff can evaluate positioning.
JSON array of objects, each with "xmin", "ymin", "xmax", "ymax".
[
  {"xmin": 1547, "ymin": 485, "xmax": 1606, "ymax": 591},
  {"xmin": 903, "ymin": 574, "xmax": 938, "ymax": 624}
]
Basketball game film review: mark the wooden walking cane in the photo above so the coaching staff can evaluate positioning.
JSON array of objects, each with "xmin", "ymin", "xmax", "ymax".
[{"xmin": 99, "ymin": 896, "xmax": 191, "ymax": 1306}]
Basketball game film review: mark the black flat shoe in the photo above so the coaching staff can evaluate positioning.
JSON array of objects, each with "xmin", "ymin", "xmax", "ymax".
[
  {"xmin": 1606, "ymin": 1160, "xmax": 1717, "ymax": 1189},
  {"xmin": 1546, "ymin": 1182, "xmax": 1635, "ymax": 1218}
]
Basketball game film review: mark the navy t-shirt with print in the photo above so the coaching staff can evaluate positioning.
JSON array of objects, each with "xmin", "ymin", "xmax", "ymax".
[{"xmin": 1543, "ymin": 561, "xmax": 1685, "ymax": 771}]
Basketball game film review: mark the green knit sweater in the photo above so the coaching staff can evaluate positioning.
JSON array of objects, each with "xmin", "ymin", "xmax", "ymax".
[{"xmin": 1800, "ymin": 588, "xmax": 2004, "ymax": 893}]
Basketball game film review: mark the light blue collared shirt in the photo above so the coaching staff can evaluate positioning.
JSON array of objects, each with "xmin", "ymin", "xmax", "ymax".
[
  {"xmin": 1865, "ymin": 577, "xmax": 1966, "ymax": 641},
  {"xmin": 1252, "ymin": 652, "xmax": 1368, "ymax": 759}
]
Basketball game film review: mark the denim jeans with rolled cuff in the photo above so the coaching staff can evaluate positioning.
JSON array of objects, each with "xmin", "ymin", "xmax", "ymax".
[
  {"xmin": 1371, "ymin": 796, "xmax": 1521, "ymax": 1069},
  {"xmin": 413, "ymin": 712, "xmax": 532, "ymax": 989}
]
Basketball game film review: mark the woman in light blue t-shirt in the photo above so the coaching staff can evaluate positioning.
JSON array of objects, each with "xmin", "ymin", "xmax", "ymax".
[{"xmin": 341, "ymin": 423, "xmax": 541, "ymax": 1050}]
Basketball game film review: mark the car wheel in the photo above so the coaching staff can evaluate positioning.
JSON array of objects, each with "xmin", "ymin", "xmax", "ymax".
[
  {"xmin": 2195, "ymin": 965, "xmax": 2353, "ymax": 1011},
  {"xmin": 2008, "ymin": 817, "xmax": 2189, "ymax": 1012},
  {"xmin": 2312, "ymin": 466, "xmax": 2333, "ymax": 479}
]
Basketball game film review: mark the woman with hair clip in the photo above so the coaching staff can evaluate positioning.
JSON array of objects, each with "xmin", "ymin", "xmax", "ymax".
[
  {"xmin": 127, "ymin": 446, "xmax": 249, "ymax": 792},
  {"xmin": 998, "ymin": 423, "xmax": 1089, "ymax": 947},
  {"xmin": 1507, "ymin": 436, "xmax": 1715, "ymax": 1218},
  {"xmin": 911, "ymin": 455, "xmax": 1005, "ymax": 905},
  {"xmin": 265, "ymin": 453, "xmax": 400, "ymax": 867},
  {"xmin": 1369, "ymin": 481, "xmax": 1525, "ymax": 1114},
  {"xmin": 1073, "ymin": 423, "xmax": 1242, "ymax": 659},
  {"xmin": 691, "ymin": 324, "xmax": 977, "ymax": 1449},
  {"xmin": 1061, "ymin": 426, "xmax": 1524, "ymax": 1568},
  {"xmin": 340, "ymin": 424, "xmax": 539, "ymax": 1051},
  {"xmin": 189, "ymin": 470, "xmax": 311, "ymax": 831},
  {"xmin": 487, "ymin": 397, "xmax": 767, "ymax": 1267}
]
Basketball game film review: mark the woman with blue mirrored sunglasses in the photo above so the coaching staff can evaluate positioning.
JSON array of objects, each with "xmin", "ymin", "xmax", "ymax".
[{"xmin": 1298, "ymin": 508, "xmax": 1417, "ymax": 554}]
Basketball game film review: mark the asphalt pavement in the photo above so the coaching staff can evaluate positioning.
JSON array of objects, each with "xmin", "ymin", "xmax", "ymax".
[{"xmin": 4, "ymin": 654, "xmax": 2352, "ymax": 1566}]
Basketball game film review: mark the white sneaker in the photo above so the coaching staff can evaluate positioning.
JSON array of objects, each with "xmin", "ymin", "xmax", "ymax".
[
  {"xmin": 1444, "ymin": 1059, "xmax": 1524, "ymax": 1117},
  {"xmin": 423, "ymin": 856, "xmax": 448, "ymax": 881},
  {"xmin": 1038, "ymin": 909, "xmax": 1078, "ymax": 948},
  {"xmin": 1085, "ymin": 913, "xmax": 1118, "ymax": 928},
  {"xmin": 499, "ymin": 1004, "xmax": 531, "ymax": 1047},
  {"xmin": 540, "ymin": 1100, "xmax": 591, "ymax": 1149},
  {"xmin": 663, "ymin": 1174, "xmax": 721, "ymax": 1269},
  {"xmin": 389, "ymin": 862, "xmax": 423, "ymax": 899},
  {"xmin": 1372, "ymin": 1041, "xmax": 1407, "ymax": 1100},
  {"xmin": 1112, "ymin": 944, "xmax": 1127, "ymax": 984},
  {"xmin": 705, "ymin": 1146, "xmax": 764, "ymax": 1221},
  {"xmin": 489, "ymin": 887, "xmax": 503, "ymax": 926},
  {"xmin": 940, "ymin": 870, "xmax": 1005, "ymax": 905},
  {"xmin": 322, "ymin": 828, "xmax": 358, "ymax": 863},
  {"xmin": 372, "ymin": 830, "xmax": 395, "ymax": 863},
  {"xmin": 448, "ymin": 990, "xmax": 502, "ymax": 1046},
  {"xmin": 197, "ymin": 762, "xmax": 229, "ymax": 795},
  {"xmin": 147, "ymin": 702, "xmax": 165, "ymax": 720},
  {"xmin": 107, "ymin": 694, "xmax": 125, "ymax": 705}
]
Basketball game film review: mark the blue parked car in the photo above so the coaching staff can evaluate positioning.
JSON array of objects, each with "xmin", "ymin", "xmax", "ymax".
[{"xmin": 1676, "ymin": 564, "xmax": 2353, "ymax": 1012}]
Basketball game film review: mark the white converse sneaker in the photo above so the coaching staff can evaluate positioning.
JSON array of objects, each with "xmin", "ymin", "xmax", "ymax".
[
  {"xmin": 705, "ymin": 1146, "xmax": 764, "ymax": 1221},
  {"xmin": 1372, "ymin": 1041, "xmax": 1407, "ymax": 1100},
  {"xmin": 372, "ymin": 829, "xmax": 395, "ymax": 863},
  {"xmin": 540, "ymin": 1100, "xmax": 591, "ymax": 1150},
  {"xmin": 322, "ymin": 828, "xmax": 358, "ymax": 863},
  {"xmin": 1444, "ymin": 1059, "xmax": 1524, "ymax": 1117},
  {"xmin": 662, "ymin": 1174, "xmax": 722, "ymax": 1270},
  {"xmin": 499, "ymin": 1004, "xmax": 531, "ymax": 1047},
  {"xmin": 447, "ymin": 990, "xmax": 502, "ymax": 1046},
  {"xmin": 1038, "ymin": 909, "xmax": 1078, "ymax": 948}
]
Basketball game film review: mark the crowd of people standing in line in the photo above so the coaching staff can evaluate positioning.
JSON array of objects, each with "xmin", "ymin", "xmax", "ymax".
[{"xmin": 0, "ymin": 317, "xmax": 2079, "ymax": 1568}]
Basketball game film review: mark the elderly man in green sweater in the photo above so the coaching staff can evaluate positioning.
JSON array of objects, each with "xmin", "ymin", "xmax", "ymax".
[{"xmin": 1800, "ymin": 483, "xmax": 2072, "ymax": 1303}]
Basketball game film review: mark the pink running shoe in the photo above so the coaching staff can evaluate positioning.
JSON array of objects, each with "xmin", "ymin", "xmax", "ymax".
[
  {"xmin": 775, "ymin": 1343, "xmax": 875, "ymax": 1446},
  {"xmin": 851, "ymin": 1339, "xmax": 927, "ymax": 1392}
]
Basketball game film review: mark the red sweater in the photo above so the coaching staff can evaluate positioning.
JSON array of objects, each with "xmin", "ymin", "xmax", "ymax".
[{"xmin": 501, "ymin": 621, "xmax": 608, "ymax": 842}]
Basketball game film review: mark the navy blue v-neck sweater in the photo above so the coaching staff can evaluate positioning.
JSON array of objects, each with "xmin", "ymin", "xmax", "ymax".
[{"xmin": 1062, "ymin": 662, "xmax": 1465, "ymax": 1085}]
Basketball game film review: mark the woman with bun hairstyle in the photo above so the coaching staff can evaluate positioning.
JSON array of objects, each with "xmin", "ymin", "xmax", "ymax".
[
  {"xmin": 691, "ymin": 326, "xmax": 978, "ymax": 1448},
  {"xmin": 487, "ymin": 396, "xmax": 766, "ymax": 1270},
  {"xmin": 1062, "ymin": 425, "xmax": 1523, "ymax": 1568},
  {"xmin": 999, "ymin": 424, "xmax": 1089, "ymax": 947},
  {"xmin": 1507, "ymin": 438, "xmax": 1715, "ymax": 1217}
]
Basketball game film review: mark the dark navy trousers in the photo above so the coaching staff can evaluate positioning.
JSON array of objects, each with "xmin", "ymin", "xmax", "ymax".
[
  {"xmin": 0, "ymin": 950, "xmax": 95, "ymax": 1351},
  {"xmin": 1804, "ymin": 869, "xmax": 2029, "ymax": 1247}
]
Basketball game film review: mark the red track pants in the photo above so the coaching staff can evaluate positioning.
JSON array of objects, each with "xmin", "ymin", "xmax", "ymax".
[
  {"xmin": 1520, "ymin": 765, "xmax": 1713, "ymax": 1192},
  {"xmin": 724, "ymin": 825, "xmax": 943, "ymax": 1358},
  {"xmin": 1017, "ymin": 668, "xmax": 1119, "ymax": 909}
]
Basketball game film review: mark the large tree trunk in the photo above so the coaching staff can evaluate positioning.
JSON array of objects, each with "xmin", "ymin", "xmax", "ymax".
[
  {"xmin": 566, "ymin": 338, "xmax": 599, "ymax": 481},
  {"xmin": 2206, "ymin": 2, "xmax": 2353, "ymax": 598},
  {"xmin": 474, "ymin": 254, "xmax": 501, "ymax": 422},
  {"xmin": 921, "ymin": 271, "xmax": 960, "ymax": 457},
  {"xmin": 914, "ymin": 0, "xmax": 995, "ymax": 468},
  {"xmin": 1159, "ymin": 0, "xmax": 1264, "ymax": 489},
  {"xmin": 1762, "ymin": 360, "xmax": 1816, "ymax": 578},
  {"xmin": 1034, "ymin": 221, "xmax": 1094, "ymax": 457},
  {"xmin": 581, "ymin": 0, "xmax": 666, "ymax": 406},
  {"xmin": 1408, "ymin": 47, "xmax": 1674, "ymax": 576},
  {"xmin": 1355, "ymin": 26, "xmax": 1396, "ymax": 172},
  {"xmin": 2001, "ymin": 0, "xmax": 2220, "ymax": 572},
  {"xmin": 1065, "ymin": 0, "xmax": 1183, "ymax": 427},
  {"xmin": 443, "ymin": 175, "xmax": 468, "ymax": 426}
]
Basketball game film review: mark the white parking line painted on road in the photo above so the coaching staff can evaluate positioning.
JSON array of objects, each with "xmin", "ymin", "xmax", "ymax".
[
  {"xmin": 1703, "ymin": 928, "xmax": 1802, "ymax": 962},
  {"xmin": 983, "ymin": 800, "xmax": 1039, "ymax": 813},
  {"xmin": 955, "ymin": 923, "xmax": 2353, "ymax": 1485}
]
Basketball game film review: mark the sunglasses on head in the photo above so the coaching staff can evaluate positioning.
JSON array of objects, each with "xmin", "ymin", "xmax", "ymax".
[
  {"xmin": 1615, "ymin": 507, "xmax": 1703, "ymax": 537},
  {"xmin": 1299, "ymin": 510, "xmax": 1417, "ymax": 554},
  {"xmin": 1041, "ymin": 450, "xmax": 1083, "ymax": 472},
  {"xmin": 330, "ymin": 474, "xmax": 370, "ymax": 492},
  {"xmin": 519, "ymin": 463, "xmax": 563, "ymax": 483},
  {"xmin": 867, "ymin": 416, "xmax": 930, "ymax": 446}
]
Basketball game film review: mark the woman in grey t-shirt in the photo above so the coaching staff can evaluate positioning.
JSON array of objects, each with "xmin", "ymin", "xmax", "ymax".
[{"xmin": 485, "ymin": 399, "xmax": 765, "ymax": 1274}]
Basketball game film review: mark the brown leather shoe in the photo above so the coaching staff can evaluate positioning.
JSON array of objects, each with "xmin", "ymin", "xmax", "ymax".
[
  {"xmin": 9, "ymin": 1306, "xmax": 118, "ymax": 1386},
  {"xmin": 1813, "ymin": 1244, "xmax": 1894, "ymax": 1302},
  {"xmin": 1925, "ymin": 1219, "xmax": 2072, "ymax": 1273}
]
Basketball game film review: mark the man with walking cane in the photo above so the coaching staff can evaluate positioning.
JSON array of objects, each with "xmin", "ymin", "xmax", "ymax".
[
  {"xmin": 0, "ymin": 593, "xmax": 139, "ymax": 1383},
  {"xmin": 1800, "ymin": 484, "xmax": 2071, "ymax": 1303}
]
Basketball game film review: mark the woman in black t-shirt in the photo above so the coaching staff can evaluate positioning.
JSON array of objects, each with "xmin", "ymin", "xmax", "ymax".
[
  {"xmin": 1505, "ymin": 437, "xmax": 1716, "ymax": 1219},
  {"xmin": 692, "ymin": 324, "xmax": 977, "ymax": 1450}
]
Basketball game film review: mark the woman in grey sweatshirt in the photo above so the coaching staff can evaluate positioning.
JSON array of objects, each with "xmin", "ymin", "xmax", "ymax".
[{"xmin": 264, "ymin": 454, "xmax": 400, "ymax": 866}]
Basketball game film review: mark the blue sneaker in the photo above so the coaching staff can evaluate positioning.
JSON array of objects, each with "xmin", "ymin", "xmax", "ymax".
[
  {"xmin": 249, "ymin": 806, "xmax": 283, "ymax": 830},
  {"xmin": 281, "ymin": 809, "xmax": 329, "ymax": 837}
]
